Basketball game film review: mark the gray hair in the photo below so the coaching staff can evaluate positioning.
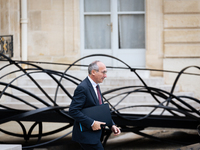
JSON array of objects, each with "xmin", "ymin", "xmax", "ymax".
[{"xmin": 88, "ymin": 60, "xmax": 100, "ymax": 74}]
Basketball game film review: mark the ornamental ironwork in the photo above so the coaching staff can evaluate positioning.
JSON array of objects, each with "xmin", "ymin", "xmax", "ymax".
[{"xmin": 0, "ymin": 53, "xmax": 199, "ymax": 149}]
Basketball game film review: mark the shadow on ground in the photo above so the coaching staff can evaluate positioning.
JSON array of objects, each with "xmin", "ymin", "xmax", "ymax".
[
  {"xmin": 105, "ymin": 129, "xmax": 200, "ymax": 150},
  {"xmin": 0, "ymin": 129, "xmax": 199, "ymax": 150}
]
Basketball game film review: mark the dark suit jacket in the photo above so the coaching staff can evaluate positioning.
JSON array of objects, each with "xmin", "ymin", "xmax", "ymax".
[{"xmin": 69, "ymin": 77, "xmax": 112, "ymax": 144}]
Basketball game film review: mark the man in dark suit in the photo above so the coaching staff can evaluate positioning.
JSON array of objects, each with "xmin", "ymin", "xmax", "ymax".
[{"xmin": 69, "ymin": 61, "xmax": 121, "ymax": 150}]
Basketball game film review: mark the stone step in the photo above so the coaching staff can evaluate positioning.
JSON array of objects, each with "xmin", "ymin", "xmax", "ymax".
[
  {"xmin": 16, "ymin": 77, "xmax": 164, "ymax": 87},
  {"xmin": 5, "ymin": 93, "xmax": 158, "ymax": 104},
  {"xmin": 104, "ymin": 92, "xmax": 194, "ymax": 104},
  {"xmin": 1, "ymin": 90, "xmax": 182, "ymax": 109},
  {"xmin": 0, "ymin": 101, "xmax": 174, "ymax": 115},
  {"xmin": 115, "ymin": 110, "xmax": 177, "ymax": 115},
  {"xmin": 16, "ymin": 75, "xmax": 81, "ymax": 87},
  {"xmin": 16, "ymin": 76, "xmax": 163, "ymax": 87},
  {"xmin": 5, "ymin": 85, "xmax": 177, "ymax": 103},
  {"xmin": 5, "ymin": 93, "xmax": 72, "ymax": 104},
  {"xmin": 0, "ymin": 102, "xmax": 70, "ymax": 110},
  {"xmin": 102, "ymin": 77, "xmax": 164, "ymax": 86},
  {"xmin": 15, "ymin": 69, "xmax": 152, "ymax": 87},
  {"xmin": 113, "ymin": 103, "xmax": 166, "ymax": 114},
  {"xmin": 110, "ymin": 99, "xmax": 197, "ymax": 110},
  {"xmin": 1, "ymin": 99, "xmax": 197, "ymax": 115},
  {"xmin": 6, "ymin": 70, "xmax": 195, "ymax": 115},
  {"xmin": 101, "ymin": 84, "xmax": 180, "ymax": 93},
  {"xmin": 0, "ymin": 145, "xmax": 21, "ymax": 150},
  {"xmin": 11, "ymin": 85, "xmax": 76, "ymax": 95},
  {"xmin": 5, "ymin": 91, "xmax": 193, "ymax": 105},
  {"xmin": 15, "ymin": 69, "xmax": 150, "ymax": 80},
  {"xmin": 10, "ymin": 84, "xmax": 180, "ymax": 96}
]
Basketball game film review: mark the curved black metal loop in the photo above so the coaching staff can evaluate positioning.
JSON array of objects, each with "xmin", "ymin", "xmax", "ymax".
[
  {"xmin": 16, "ymin": 121, "xmax": 28, "ymax": 141},
  {"xmin": 27, "ymin": 122, "xmax": 42, "ymax": 142},
  {"xmin": 197, "ymin": 124, "xmax": 200, "ymax": 136},
  {"xmin": 0, "ymin": 106, "xmax": 68, "ymax": 124},
  {"xmin": 0, "ymin": 53, "xmax": 199, "ymax": 148},
  {"xmin": 22, "ymin": 131, "xmax": 72, "ymax": 149}
]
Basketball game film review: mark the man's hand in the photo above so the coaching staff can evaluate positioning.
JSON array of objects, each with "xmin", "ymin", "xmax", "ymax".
[
  {"xmin": 92, "ymin": 121, "xmax": 106, "ymax": 131},
  {"xmin": 111, "ymin": 125, "xmax": 121, "ymax": 135}
]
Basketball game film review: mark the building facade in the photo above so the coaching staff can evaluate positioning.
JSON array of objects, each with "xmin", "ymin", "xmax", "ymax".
[{"xmin": 0, "ymin": 0, "xmax": 200, "ymax": 98}]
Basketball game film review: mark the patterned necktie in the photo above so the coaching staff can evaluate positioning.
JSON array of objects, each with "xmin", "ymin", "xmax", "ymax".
[{"xmin": 96, "ymin": 85, "xmax": 102, "ymax": 105}]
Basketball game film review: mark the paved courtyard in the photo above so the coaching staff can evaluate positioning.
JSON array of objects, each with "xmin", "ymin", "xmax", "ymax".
[
  {"xmin": 29, "ymin": 128, "xmax": 200, "ymax": 150},
  {"xmin": 0, "ymin": 127, "xmax": 199, "ymax": 150}
]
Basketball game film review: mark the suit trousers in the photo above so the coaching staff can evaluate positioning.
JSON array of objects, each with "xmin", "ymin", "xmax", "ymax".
[{"xmin": 79, "ymin": 141, "xmax": 104, "ymax": 150}]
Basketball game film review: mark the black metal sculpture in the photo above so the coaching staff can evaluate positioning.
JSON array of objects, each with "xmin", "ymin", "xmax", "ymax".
[{"xmin": 0, "ymin": 53, "xmax": 199, "ymax": 149}]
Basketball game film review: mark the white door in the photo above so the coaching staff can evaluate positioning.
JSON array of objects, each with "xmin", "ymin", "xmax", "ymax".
[{"xmin": 80, "ymin": 0, "xmax": 146, "ymax": 68}]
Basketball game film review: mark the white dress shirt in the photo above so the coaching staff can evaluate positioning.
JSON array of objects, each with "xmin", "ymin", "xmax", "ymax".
[
  {"xmin": 87, "ymin": 76, "xmax": 99, "ymax": 126},
  {"xmin": 87, "ymin": 76, "xmax": 99, "ymax": 99}
]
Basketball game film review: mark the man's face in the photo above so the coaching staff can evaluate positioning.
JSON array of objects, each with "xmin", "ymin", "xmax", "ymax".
[{"xmin": 93, "ymin": 62, "xmax": 107, "ymax": 84}]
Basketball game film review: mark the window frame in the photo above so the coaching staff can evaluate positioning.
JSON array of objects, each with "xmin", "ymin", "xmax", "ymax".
[{"xmin": 80, "ymin": 0, "xmax": 146, "ymax": 67}]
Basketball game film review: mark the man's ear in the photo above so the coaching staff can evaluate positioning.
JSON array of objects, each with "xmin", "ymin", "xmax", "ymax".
[{"xmin": 91, "ymin": 70, "xmax": 96, "ymax": 75}]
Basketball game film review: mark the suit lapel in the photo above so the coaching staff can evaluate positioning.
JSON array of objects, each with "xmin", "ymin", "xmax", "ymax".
[{"xmin": 85, "ymin": 77, "xmax": 99, "ymax": 105}]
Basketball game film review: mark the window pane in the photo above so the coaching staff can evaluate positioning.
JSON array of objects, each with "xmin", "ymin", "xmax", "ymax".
[
  {"xmin": 118, "ymin": 0, "xmax": 145, "ymax": 11},
  {"xmin": 118, "ymin": 14, "xmax": 145, "ymax": 49},
  {"xmin": 85, "ymin": 15, "xmax": 111, "ymax": 49},
  {"xmin": 84, "ymin": 0, "xmax": 110, "ymax": 12}
]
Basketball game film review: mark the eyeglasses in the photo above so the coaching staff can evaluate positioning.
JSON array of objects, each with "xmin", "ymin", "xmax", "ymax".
[{"xmin": 95, "ymin": 70, "xmax": 107, "ymax": 74}]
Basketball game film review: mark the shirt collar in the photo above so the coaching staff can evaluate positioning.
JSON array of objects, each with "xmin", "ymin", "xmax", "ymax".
[{"xmin": 88, "ymin": 76, "xmax": 98, "ymax": 87}]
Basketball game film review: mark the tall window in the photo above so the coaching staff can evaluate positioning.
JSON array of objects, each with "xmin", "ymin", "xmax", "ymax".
[
  {"xmin": 118, "ymin": 0, "xmax": 145, "ymax": 49},
  {"xmin": 81, "ymin": 0, "xmax": 146, "ymax": 67},
  {"xmin": 84, "ymin": 0, "xmax": 111, "ymax": 49}
]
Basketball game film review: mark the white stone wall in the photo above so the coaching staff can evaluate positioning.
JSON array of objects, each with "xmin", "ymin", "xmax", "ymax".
[
  {"xmin": 27, "ymin": 0, "xmax": 80, "ymax": 70},
  {"xmin": 0, "ymin": 0, "xmax": 199, "ymax": 98},
  {"xmin": 163, "ymin": 0, "xmax": 200, "ymax": 99},
  {"xmin": 146, "ymin": 0, "xmax": 164, "ymax": 76},
  {"xmin": 0, "ymin": 0, "xmax": 21, "ymax": 59}
]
